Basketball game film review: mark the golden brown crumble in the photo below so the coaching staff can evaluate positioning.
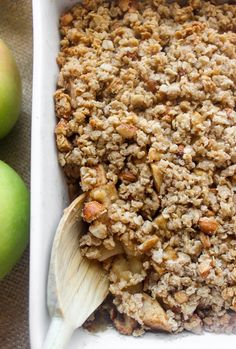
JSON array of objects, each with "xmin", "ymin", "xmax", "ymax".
[{"xmin": 55, "ymin": 0, "xmax": 236, "ymax": 335}]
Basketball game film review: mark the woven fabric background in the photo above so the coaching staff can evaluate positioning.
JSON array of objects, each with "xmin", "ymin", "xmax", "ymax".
[{"xmin": 0, "ymin": 0, "xmax": 32, "ymax": 348}]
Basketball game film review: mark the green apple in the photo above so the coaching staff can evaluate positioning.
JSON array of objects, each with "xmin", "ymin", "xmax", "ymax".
[
  {"xmin": 0, "ymin": 39, "xmax": 22, "ymax": 139},
  {"xmin": 0, "ymin": 161, "xmax": 29, "ymax": 279}
]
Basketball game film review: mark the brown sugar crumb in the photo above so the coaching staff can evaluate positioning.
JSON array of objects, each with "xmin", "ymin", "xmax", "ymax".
[
  {"xmin": 82, "ymin": 201, "xmax": 107, "ymax": 223},
  {"xmin": 198, "ymin": 217, "xmax": 219, "ymax": 235},
  {"xmin": 55, "ymin": 0, "xmax": 236, "ymax": 336}
]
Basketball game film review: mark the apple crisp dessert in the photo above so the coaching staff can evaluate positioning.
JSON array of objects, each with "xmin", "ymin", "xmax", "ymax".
[{"xmin": 55, "ymin": 0, "xmax": 236, "ymax": 335}]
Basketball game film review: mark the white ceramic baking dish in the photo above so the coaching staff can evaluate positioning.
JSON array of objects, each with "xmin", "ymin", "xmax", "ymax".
[{"xmin": 30, "ymin": 0, "xmax": 235, "ymax": 348}]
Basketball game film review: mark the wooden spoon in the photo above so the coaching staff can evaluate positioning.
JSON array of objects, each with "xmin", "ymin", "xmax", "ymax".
[{"xmin": 43, "ymin": 193, "xmax": 109, "ymax": 349}]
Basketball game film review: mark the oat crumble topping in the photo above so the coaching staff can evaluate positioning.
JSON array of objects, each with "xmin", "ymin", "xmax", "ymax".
[{"xmin": 55, "ymin": 0, "xmax": 236, "ymax": 335}]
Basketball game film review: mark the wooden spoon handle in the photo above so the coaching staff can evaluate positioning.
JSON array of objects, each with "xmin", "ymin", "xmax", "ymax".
[{"xmin": 43, "ymin": 317, "xmax": 75, "ymax": 349}]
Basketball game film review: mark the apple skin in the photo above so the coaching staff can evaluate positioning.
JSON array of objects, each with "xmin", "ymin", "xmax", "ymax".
[
  {"xmin": 0, "ymin": 39, "xmax": 22, "ymax": 139},
  {"xmin": 0, "ymin": 161, "xmax": 29, "ymax": 279}
]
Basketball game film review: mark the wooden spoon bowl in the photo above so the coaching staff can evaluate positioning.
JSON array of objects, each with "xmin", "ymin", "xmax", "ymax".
[{"xmin": 43, "ymin": 194, "xmax": 109, "ymax": 349}]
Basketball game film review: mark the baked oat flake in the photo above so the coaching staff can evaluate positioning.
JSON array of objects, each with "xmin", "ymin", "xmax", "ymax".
[{"xmin": 55, "ymin": 0, "xmax": 236, "ymax": 335}]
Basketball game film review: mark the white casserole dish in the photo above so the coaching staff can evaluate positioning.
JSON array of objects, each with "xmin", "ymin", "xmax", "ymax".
[{"xmin": 30, "ymin": 0, "xmax": 235, "ymax": 348}]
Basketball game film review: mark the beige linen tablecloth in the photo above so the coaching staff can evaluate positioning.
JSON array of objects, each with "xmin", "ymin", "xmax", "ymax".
[{"xmin": 0, "ymin": 0, "xmax": 32, "ymax": 347}]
